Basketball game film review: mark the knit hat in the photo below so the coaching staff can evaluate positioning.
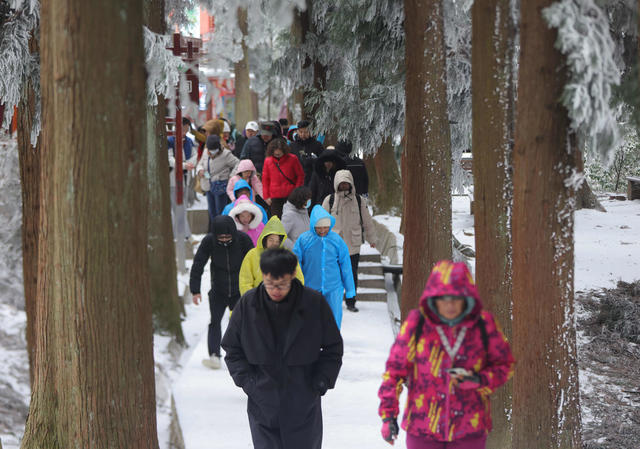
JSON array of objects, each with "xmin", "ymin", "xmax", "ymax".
[
  {"xmin": 315, "ymin": 217, "xmax": 331, "ymax": 228},
  {"xmin": 223, "ymin": 121, "xmax": 231, "ymax": 133},
  {"xmin": 206, "ymin": 135, "xmax": 222, "ymax": 150},
  {"xmin": 245, "ymin": 121, "xmax": 259, "ymax": 131}
]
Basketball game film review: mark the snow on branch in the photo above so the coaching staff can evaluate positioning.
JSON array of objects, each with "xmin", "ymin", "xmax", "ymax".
[
  {"xmin": 0, "ymin": 4, "xmax": 39, "ymax": 141},
  {"xmin": 543, "ymin": 0, "xmax": 621, "ymax": 165},
  {"xmin": 143, "ymin": 26, "xmax": 182, "ymax": 106}
]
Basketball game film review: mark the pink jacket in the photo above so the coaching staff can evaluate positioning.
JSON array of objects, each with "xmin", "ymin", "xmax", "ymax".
[
  {"xmin": 227, "ymin": 195, "xmax": 265, "ymax": 247},
  {"xmin": 378, "ymin": 261, "xmax": 514, "ymax": 442},
  {"xmin": 226, "ymin": 159, "xmax": 263, "ymax": 201}
]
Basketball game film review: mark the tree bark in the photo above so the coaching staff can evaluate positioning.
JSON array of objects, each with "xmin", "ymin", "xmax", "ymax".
[
  {"xmin": 290, "ymin": 7, "xmax": 307, "ymax": 121},
  {"xmin": 401, "ymin": 0, "xmax": 452, "ymax": 320},
  {"xmin": 512, "ymin": 0, "xmax": 582, "ymax": 447},
  {"xmin": 364, "ymin": 138, "xmax": 402, "ymax": 215},
  {"xmin": 471, "ymin": 0, "xmax": 515, "ymax": 447},
  {"xmin": 234, "ymin": 7, "xmax": 253, "ymax": 129},
  {"xmin": 22, "ymin": 0, "xmax": 159, "ymax": 447},
  {"xmin": 144, "ymin": 0, "xmax": 185, "ymax": 344},
  {"xmin": 16, "ymin": 33, "xmax": 41, "ymax": 386}
]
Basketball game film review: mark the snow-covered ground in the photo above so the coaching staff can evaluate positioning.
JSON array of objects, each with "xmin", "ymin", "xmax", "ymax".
[{"xmin": 1, "ymin": 195, "xmax": 638, "ymax": 448}]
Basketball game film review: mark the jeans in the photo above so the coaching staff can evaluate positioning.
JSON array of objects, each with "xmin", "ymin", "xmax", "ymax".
[{"xmin": 206, "ymin": 189, "xmax": 229, "ymax": 226}]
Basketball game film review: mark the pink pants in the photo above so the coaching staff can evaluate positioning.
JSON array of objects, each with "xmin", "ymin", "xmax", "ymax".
[{"xmin": 406, "ymin": 434, "xmax": 486, "ymax": 449}]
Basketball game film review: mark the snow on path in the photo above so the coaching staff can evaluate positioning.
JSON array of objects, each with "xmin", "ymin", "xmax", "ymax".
[{"xmin": 173, "ymin": 301, "xmax": 406, "ymax": 449}]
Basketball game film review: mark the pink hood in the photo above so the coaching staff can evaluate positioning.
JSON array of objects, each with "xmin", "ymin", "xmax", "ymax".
[
  {"xmin": 419, "ymin": 261, "xmax": 482, "ymax": 324},
  {"xmin": 234, "ymin": 159, "xmax": 258, "ymax": 176}
]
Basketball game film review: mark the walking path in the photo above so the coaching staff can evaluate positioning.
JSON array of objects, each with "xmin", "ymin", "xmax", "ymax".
[{"xmin": 173, "ymin": 296, "xmax": 405, "ymax": 448}]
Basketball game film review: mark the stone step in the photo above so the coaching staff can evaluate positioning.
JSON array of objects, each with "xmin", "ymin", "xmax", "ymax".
[
  {"xmin": 358, "ymin": 276, "xmax": 386, "ymax": 290},
  {"xmin": 187, "ymin": 209, "xmax": 209, "ymax": 235},
  {"xmin": 359, "ymin": 253, "xmax": 382, "ymax": 263},
  {"xmin": 358, "ymin": 262, "xmax": 383, "ymax": 275},
  {"xmin": 357, "ymin": 288, "xmax": 387, "ymax": 302}
]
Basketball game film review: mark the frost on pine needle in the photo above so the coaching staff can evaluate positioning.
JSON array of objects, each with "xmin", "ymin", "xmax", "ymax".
[
  {"xmin": 543, "ymin": 0, "xmax": 621, "ymax": 166},
  {"xmin": 143, "ymin": 26, "xmax": 182, "ymax": 106},
  {"xmin": 0, "ymin": 4, "xmax": 39, "ymax": 138}
]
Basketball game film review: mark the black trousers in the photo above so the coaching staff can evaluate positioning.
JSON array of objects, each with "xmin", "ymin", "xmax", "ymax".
[
  {"xmin": 208, "ymin": 291, "xmax": 239, "ymax": 356},
  {"xmin": 270, "ymin": 197, "xmax": 287, "ymax": 219},
  {"xmin": 346, "ymin": 254, "xmax": 360, "ymax": 307}
]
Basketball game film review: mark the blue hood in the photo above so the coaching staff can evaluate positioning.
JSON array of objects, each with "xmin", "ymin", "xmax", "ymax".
[
  {"xmin": 309, "ymin": 205, "xmax": 336, "ymax": 236},
  {"xmin": 232, "ymin": 179, "xmax": 254, "ymax": 201}
]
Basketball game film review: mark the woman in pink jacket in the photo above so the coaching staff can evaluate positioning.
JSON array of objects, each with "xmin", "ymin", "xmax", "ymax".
[
  {"xmin": 226, "ymin": 159, "xmax": 263, "ymax": 202},
  {"xmin": 378, "ymin": 261, "xmax": 514, "ymax": 449}
]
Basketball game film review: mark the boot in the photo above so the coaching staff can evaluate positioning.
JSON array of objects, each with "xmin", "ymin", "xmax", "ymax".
[
  {"xmin": 202, "ymin": 354, "xmax": 221, "ymax": 369},
  {"xmin": 345, "ymin": 297, "xmax": 359, "ymax": 313}
]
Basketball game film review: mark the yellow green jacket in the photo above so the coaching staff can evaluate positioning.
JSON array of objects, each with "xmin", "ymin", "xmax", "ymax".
[{"xmin": 239, "ymin": 216, "xmax": 304, "ymax": 295}]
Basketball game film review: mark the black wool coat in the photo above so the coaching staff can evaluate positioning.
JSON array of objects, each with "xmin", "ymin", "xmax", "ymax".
[
  {"xmin": 240, "ymin": 135, "xmax": 269, "ymax": 173},
  {"xmin": 289, "ymin": 137, "xmax": 324, "ymax": 186},
  {"xmin": 221, "ymin": 280, "xmax": 343, "ymax": 449},
  {"xmin": 189, "ymin": 215, "xmax": 254, "ymax": 298}
]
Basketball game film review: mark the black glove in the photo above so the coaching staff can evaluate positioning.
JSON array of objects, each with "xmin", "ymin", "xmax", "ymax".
[
  {"xmin": 313, "ymin": 375, "xmax": 329, "ymax": 396},
  {"xmin": 381, "ymin": 417, "xmax": 399, "ymax": 443}
]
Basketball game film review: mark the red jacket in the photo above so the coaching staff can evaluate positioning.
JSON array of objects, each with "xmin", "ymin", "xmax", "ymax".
[{"xmin": 262, "ymin": 154, "xmax": 304, "ymax": 199}]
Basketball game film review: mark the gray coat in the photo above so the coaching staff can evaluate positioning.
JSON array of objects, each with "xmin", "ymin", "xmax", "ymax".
[
  {"xmin": 196, "ymin": 149, "xmax": 239, "ymax": 191},
  {"xmin": 281, "ymin": 201, "xmax": 310, "ymax": 244}
]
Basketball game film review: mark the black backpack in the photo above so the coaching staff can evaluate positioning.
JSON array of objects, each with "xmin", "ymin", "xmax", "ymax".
[{"xmin": 328, "ymin": 193, "xmax": 364, "ymax": 244}]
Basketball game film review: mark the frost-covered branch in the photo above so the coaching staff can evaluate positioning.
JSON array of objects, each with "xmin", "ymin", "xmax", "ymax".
[
  {"xmin": 0, "ymin": 3, "xmax": 39, "ymax": 140},
  {"xmin": 143, "ymin": 26, "xmax": 182, "ymax": 106},
  {"xmin": 543, "ymin": 0, "xmax": 621, "ymax": 165}
]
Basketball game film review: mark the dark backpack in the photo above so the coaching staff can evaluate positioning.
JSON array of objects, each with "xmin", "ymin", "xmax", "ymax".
[{"xmin": 328, "ymin": 193, "xmax": 364, "ymax": 244}]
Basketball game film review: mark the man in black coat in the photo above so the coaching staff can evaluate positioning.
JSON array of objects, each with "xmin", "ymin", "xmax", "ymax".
[
  {"xmin": 335, "ymin": 140, "xmax": 369, "ymax": 196},
  {"xmin": 190, "ymin": 215, "xmax": 254, "ymax": 369},
  {"xmin": 222, "ymin": 249, "xmax": 343, "ymax": 449},
  {"xmin": 240, "ymin": 121, "xmax": 277, "ymax": 173},
  {"xmin": 289, "ymin": 120, "xmax": 324, "ymax": 185}
]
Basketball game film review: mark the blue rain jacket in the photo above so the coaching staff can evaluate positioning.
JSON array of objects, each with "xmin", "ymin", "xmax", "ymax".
[
  {"xmin": 222, "ymin": 179, "xmax": 268, "ymax": 224},
  {"xmin": 293, "ymin": 206, "xmax": 355, "ymax": 327}
]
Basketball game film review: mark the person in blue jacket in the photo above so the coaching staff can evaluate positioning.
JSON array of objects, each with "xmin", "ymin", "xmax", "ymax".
[
  {"xmin": 293, "ymin": 205, "xmax": 356, "ymax": 328},
  {"xmin": 222, "ymin": 179, "xmax": 268, "ymax": 224}
]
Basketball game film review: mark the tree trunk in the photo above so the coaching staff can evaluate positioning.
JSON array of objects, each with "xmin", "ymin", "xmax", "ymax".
[
  {"xmin": 16, "ymin": 33, "xmax": 40, "ymax": 386},
  {"xmin": 234, "ymin": 7, "xmax": 252, "ymax": 129},
  {"xmin": 401, "ymin": 0, "xmax": 452, "ymax": 320},
  {"xmin": 144, "ymin": 0, "xmax": 185, "ymax": 344},
  {"xmin": 471, "ymin": 0, "xmax": 515, "ymax": 447},
  {"xmin": 22, "ymin": 1, "xmax": 159, "ymax": 447},
  {"xmin": 290, "ymin": 7, "xmax": 307, "ymax": 121},
  {"xmin": 512, "ymin": 0, "xmax": 582, "ymax": 447},
  {"xmin": 574, "ymin": 148, "xmax": 606, "ymax": 211},
  {"xmin": 364, "ymin": 138, "xmax": 402, "ymax": 215}
]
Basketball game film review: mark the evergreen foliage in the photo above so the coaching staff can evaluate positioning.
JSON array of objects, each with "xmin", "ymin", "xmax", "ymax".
[
  {"xmin": 0, "ymin": 2, "xmax": 39, "ymax": 142},
  {"xmin": 543, "ymin": 0, "xmax": 621, "ymax": 165}
]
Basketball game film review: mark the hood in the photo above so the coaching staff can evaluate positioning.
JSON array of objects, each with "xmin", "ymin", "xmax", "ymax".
[
  {"xmin": 211, "ymin": 215, "xmax": 238, "ymax": 239},
  {"xmin": 314, "ymin": 149, "xmax": 346, "ymax": 176},
  {"xmin": 335, "ymin": 140, "xmax": 352, "ymax": 155},
  {"xmin": 257, "ymin": 216, "xmax": 288, "ymax": 250},
  {"xmin": 419, "ymin": 261, "xmax": 482, "ymax": 326},
  {"xmin": 232, "ymin": 179, "xmax": 254, "ymax": 201},
  {"xmin": 309, "ymin": 205, "xmax": 336, "ymax": 236},
  {"xmin": 228, "ymin": 195, "xmax": 263, "ymax": 229},
  {"xmin": 286, "ymin": 125, "xmax": 298, "ymax": 141},
  {"xmin": 333, "ymin": 169, "xmax": 355, "ymax": 192},
  {"xmin": 235, "ymin": 159, "xmax": 257, "ymax": 176}
]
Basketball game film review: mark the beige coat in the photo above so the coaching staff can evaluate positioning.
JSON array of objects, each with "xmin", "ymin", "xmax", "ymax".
[
  {"xmin": 321, "ymin": 169, "xmax": 376, "ymax": 255},
  {"xmin": 197, "ymin": 149, "xmax": 239, "ymax": 191}
]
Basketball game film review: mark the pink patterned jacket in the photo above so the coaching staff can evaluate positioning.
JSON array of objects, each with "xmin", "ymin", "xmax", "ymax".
[{"xmin": 378, "ymin": 261, "xmax": 515, "ymax": 442}]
